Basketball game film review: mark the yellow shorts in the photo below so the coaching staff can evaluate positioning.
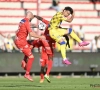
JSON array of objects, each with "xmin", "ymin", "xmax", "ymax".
[{"xmin": 49, "ymin": 28, "xmax": 68, "ymax": 42}]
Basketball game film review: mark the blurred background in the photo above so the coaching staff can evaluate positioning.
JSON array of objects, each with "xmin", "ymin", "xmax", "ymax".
[{"xmin": 0, "ymin": 0, "xmax": 100, "ymax": 77}]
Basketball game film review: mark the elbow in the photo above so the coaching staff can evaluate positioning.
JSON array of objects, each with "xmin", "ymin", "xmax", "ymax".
[
  {"xmin": 67, "ymin": 20, "xmax": 72, "ymax": 23},
  {"xmin": 29, "ymin": 32, "xmax": 33, "ymax": 36}
]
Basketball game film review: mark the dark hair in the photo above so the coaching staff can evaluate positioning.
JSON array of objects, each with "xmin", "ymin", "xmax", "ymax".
[{"xmin": 64, "ymin": 6, "xmax": 73, "ymax": 14}]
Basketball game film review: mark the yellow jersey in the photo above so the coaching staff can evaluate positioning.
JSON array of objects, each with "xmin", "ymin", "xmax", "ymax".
[{"xmin": 49, "ymin": 12, "xmax": 67, "ymax": 29}]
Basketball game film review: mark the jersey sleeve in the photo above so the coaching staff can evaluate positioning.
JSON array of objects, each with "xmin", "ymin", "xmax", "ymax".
[
  {"xmin": 42, "ymin": 19, "xmax": 49, "ymax": 25},
  {"xmin": 25, "ymin": 21, "xmax": 33, "ymax": 33},
  {"xmin": 61, "ymin": 15, "xmax": 67, "ymax": 21}
]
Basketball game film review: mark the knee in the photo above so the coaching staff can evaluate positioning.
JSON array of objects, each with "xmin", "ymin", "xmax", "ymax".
[
  {"xmin": 58, "ymin": 37, "xmax": 65, "ymax": 43},
  {"xmin": 28, "ymin": 55, "xmax": 34, "ymax": 58},
  {"xmin": 59, "ymin": 41, "xmax": 66, "ymax": 45},
  {"xmin": 48, "ymin": 55, "xmax": 53, "ymax": 60},
  {"xmin": 68, "ymin": 28, "xmax": 72, "ymax": 34}
]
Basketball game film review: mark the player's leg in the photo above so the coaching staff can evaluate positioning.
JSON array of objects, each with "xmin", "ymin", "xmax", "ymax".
[
  {"xmin": 44, "ymin": 54, "xmax": 53, "ymax": 83},
  {"xmin": 40, "ymin": 47, "xmax": 48, "ymax": 83},
  {"xmin": 40, "ymin": 39, "xmax": 53, "ymax": 82},
  {"xmin": 15, "ymin": 40, "xmax": 34, "ymax": 81},
  {"xmin": 59, "ymin": 28, "xmax": 89, "ymax": 46},
  {"xmin": 49, "ymin": 29, "xmax": 71, "ymax": 65},
  {"xmin": 55, "ymin": 42, "xmax": 61, "ymax": 51},
  {"xmin": 21, "ymin": 55, "xmax": 27, "ymax": 70},
  {"xmin": 40, "ymin": 59, "xmax": 46, "ymax": 83},
  {"xmin": 22, "ymin": 47, "xmax": 34, "ymax": 82},
  {"xmin": 21, "ymin": 42, "xmax": 33, "ymax": 70}
]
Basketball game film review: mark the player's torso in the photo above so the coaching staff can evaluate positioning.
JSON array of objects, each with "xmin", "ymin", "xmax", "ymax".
[
  {"xmin": 49, "ymin": 12, "xmax": 63, "ymax": 29},
  {"xmin": 16, "ymin": 19, "xmax": 28, "ymax": 40}
]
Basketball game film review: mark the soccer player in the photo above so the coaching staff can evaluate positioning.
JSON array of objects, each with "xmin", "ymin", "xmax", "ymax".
[
  {"xmin": 48, "ymin": 6, "xmax": 89, "ymax": 65},
  {"xmin": 21, "ymin": 38, "xmax": 54, "ymax": 83},
  {"xmin": 21, "ymin": 16, "xmax": 55, "ymax": 83},
  {"xmin": 34, "ymin": 16, "xmax": 56, "ymax": 83},
  {"xmin": 14, "ymin": 11, "xmax": 45, "ymax": 81}
]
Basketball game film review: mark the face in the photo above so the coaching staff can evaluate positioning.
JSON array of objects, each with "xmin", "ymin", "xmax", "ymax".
[
  {"xmin": 29, "ymin": 13, "xmax": 34, "ymax": 22},
  {"xmin": 63, "ymin": 10, "xmax": 71, "ymax": 17}
]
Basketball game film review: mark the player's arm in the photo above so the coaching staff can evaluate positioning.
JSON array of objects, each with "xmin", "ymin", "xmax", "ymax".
[
  {"xmin": 66, "ymin": 11, "xmax": 75, "ymax": 23},
  {"xmin": 31, "ymin": 24, "xmax": 38, "ymax": 28},
  {"xmin": 34, "ymin": 15, "xmax": 49, "ymax": 25},
  {"xmin": 26, "ymin": 22, "xmax": 45, "ymax": 39},
  {"xmin": 29, "ymin": 31, "xmax": 44, "ymax": 39}
]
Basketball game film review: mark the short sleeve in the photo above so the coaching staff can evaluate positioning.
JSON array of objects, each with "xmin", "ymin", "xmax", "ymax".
[{"xmin": 61, "ymin": 15, "xmax": 67, "ymax": 21}]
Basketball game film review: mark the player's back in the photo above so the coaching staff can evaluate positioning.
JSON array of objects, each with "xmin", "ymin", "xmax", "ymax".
[{"xmin": 16, "ymin": 18, "xmax": 29, "ymax": 40}]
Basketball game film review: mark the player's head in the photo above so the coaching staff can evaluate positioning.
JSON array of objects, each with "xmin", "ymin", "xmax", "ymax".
[
  {"xmin": 63, "ymin": 6, "xmax": 73, "ymax": 17},
  {"xmin": 26, "ymin": 11, "xmax": 34, "ymax": 22}
]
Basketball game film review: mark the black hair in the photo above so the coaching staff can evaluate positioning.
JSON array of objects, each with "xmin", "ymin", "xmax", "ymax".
[{"xmin": 64, "ymin": 6, "xmax": 73, "ymax": 14}]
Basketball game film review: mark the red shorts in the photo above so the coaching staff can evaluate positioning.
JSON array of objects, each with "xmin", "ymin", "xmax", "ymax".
[{"xmin": 15, "ymin": 39, "xmax": 32, "ymax": 57}]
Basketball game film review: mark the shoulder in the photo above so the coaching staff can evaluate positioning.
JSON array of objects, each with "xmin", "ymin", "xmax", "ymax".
[{"xmin": 54, "ymin": 12, "xmax": 62, "ymax": 16}]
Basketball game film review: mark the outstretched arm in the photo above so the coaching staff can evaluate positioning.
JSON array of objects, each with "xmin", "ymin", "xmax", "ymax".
[
  {"xmin": 34, "ymin": 15, "xmax": 43, "ymax": 21},
  {"xmin": 31, "ymin": 24, "xmax": 38, "ymax": 28},
  {"xmin": 34, "ymin": 15, "xmax": 49, "ymax": 25}
]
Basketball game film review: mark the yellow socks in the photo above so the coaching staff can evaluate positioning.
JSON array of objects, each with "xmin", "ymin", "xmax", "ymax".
[{"xmin": 60, "ymin": 44, "xmax": 66, "ymax": 60}]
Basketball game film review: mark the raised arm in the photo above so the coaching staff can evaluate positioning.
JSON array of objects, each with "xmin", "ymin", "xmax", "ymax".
[
  {"xmin": 34, "ymin": 15, "xmax": 49, "ymax": 25},
  {"xmin": 34, "ymin": 15, "xmax": 43, "ymax": 21}
]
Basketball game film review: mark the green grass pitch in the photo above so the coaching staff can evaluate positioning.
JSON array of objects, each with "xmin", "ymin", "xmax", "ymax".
[{"xmin": 0, "ymin": 77, "xmax": 100, "ymax": 90}]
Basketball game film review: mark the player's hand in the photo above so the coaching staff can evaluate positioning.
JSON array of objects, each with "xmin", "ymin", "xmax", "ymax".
[{"xmin": 40, "ymin": 35, "xmax": 46, "ymax": 39}]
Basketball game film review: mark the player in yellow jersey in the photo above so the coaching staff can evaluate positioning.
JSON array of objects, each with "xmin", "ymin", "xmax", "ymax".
[{"xmin": 48, "ymin": 7, "xmax": 89, "ymax": 65}]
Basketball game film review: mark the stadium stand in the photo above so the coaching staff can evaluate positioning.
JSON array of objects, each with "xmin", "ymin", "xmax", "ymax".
[{"xmin": 0, "ymin": 0, "xmax": 100, "ymax": 50}]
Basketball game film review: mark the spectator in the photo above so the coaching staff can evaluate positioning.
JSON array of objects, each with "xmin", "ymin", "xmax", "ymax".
[
  {"xmin": 77, "ymin": 25, "xmax": 85, "ymax": 41},
  {"xmin": 0, "ymin": 32, "xmax": 6, "ymax": 52},
  {"xmin": 91, "ymin": 36, "xmax": 98, "ymax": 52},
  {"xmin": 0, "ymin": 35, "xmax": 6, "ymax": 52},
  {"xmin": 97, "ymin": 35, "xmax": 100, "ymax": 52},
  {"xmin": 4, "ymin": 34, "xmax": 19, "ymax": 52},
  {"xmin": 49, "ymin": 0, "xmax": 61, "ymax": 11},
  {"xmin": 90, "ymin": 0, "xmax": 100, "ymax": 3}
]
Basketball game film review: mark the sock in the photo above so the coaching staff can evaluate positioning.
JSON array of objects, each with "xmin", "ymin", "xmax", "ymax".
[
  {"xmin": 46, "ymin": 60, "xmax": 53, "ymax": 75},
  {"xmin": 25, "ymin": 58, "xmax": 34, "ymax": 75},
  {"xmin": 40, "ymin": 67, "xmax": 44, "ymax": 79},
  {"xmin": 40, "ymin": 73, "xmax": 44, "ymax": 79},
  {"xmin": 70, "ymin": 30, "xmax": 82, "ymax": 43},
  {"xmin": 60, "ymin": 44, "xmax": 67, "ymax": 60},
  {"xmin": 23, "ymin": 55, "xmax": 28, "ymax": 63}
]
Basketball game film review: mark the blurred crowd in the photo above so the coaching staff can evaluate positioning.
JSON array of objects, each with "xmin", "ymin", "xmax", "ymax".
[{"xmin": 0, "ymin": 33, "xmax": 19, "ymax": 52}]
